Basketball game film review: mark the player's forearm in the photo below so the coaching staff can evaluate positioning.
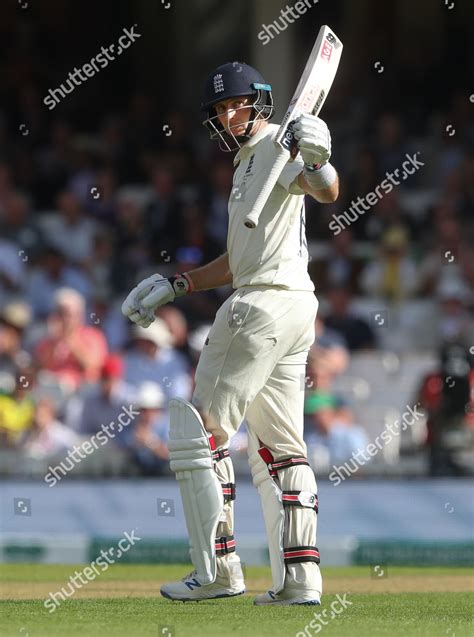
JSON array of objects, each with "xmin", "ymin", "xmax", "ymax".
[
  {"xmin": 186, "ymin": 252, "xmax": 232, "ymax": 291},
  {"xmin": 310, "ymin": 173, "xmax": 339, "ymax": 203},
  {"xmin": 297, "ymin": 169, "xmax": 339, "ymax": 203}
]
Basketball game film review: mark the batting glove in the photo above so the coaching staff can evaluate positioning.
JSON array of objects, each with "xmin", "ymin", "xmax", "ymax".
[
  {"xmin": 292, "ymin": 114, "xmax": 331, "ymax": 168},
  {"xmin": 121, "ymin": 273, "xmax": 192, "ymax": 327}
]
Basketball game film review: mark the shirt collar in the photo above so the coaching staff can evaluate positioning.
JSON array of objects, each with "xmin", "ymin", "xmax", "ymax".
[{"xmin": 233, "ymin": 124, "xmax": 274, "ymax": 166}]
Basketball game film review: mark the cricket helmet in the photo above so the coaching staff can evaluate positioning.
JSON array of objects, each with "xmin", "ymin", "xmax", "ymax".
[{"xmin": 201, "ymin": 62, "xmax": 274, "ymax": 152}]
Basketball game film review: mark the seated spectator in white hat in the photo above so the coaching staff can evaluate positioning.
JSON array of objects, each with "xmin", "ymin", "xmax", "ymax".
[
  {"xmin": 124, "ymin": 319, "xmax": 192, "ymax": 401},
  {"xmin": 123, "ymin": 381, "xmax": 169, "ymax": 475}
]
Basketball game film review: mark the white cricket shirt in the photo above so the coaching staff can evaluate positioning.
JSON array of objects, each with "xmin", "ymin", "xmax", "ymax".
[{"xmin": 228, "ymin": 123, "xmax": 314, "ymax": 292}]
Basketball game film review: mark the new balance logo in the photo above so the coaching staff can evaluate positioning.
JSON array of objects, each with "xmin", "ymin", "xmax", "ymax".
[
  {"xmin": 213, "ymin": 74, "xmax": 224, "ymax": 93},
  {"xmin": 185, "ymin": 578, "xmax": 201, "ymax": 590}
]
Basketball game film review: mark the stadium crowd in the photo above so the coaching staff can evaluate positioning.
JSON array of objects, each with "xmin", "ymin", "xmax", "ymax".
[{"xmin": 0, "ymin": 47, "xmax": 473, "ymax": 476}]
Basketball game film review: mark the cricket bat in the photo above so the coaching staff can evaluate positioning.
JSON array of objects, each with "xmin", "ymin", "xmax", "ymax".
[{"xmin": 243, "ymin": 25, "xmax": 343, "ymax": 229}]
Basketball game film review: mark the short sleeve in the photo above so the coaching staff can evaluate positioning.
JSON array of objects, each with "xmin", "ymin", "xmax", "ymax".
[{"xmin": 277, "ymin": 155, "xmax": 305, "ymax": 195}]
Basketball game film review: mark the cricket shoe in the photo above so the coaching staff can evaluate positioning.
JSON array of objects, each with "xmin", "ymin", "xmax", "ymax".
[
  {"xmin": 160, "ymin": 554, "xmax": 245, "ymax": 602},
  {"xmin": 254, "ymin": 589, "xmax": 321, "ymax": 606}
]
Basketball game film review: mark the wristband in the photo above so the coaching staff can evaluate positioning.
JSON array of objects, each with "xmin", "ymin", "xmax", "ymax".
[
  {"xmin": 303, "ymin": 162, "xmax": 337, "ymax": 190},
  {"xmin": 182, "ymin": 271, "xmax": 194, "ymax": 293},
  {"xmin": 168, "ymin": 272, "xmax": 193, "ymax": 297}
]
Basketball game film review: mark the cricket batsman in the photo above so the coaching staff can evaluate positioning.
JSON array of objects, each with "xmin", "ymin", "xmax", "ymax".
[{"xmin": 122, "ymin": 62, "xmax": 338, "ymax": 605}]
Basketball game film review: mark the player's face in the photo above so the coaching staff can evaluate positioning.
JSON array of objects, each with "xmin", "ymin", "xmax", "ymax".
[{"xmin": 214, "ymin": 96, "xmax": 254, "ymax": 136}]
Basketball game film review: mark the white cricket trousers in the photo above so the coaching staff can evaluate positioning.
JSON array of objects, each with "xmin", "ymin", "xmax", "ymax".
[{"xmin": 193, "ymin": 285, "xmax": 318, "ymax": 455}]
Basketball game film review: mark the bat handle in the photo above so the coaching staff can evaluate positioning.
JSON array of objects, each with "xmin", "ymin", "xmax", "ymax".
[{"xmin": 243, "ymin": 149, "xmax": 290, "ymax": 229}]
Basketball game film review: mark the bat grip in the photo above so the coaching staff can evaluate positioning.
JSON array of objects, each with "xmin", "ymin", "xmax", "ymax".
[{"xmin": 243, "ymin": 150, "xmax": 290, "ymax": 228}]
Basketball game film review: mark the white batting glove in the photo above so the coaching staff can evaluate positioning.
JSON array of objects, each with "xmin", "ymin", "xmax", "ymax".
[
  {"xmin": 292, "ymin": 114, "xmax": 331, "ymax": 167},
  {"xmin": 121, "ymin": 273, "xmax": 191, "ymax": 327}
]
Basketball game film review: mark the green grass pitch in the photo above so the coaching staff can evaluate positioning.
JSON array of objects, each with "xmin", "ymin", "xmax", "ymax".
[{"xmin": 1, "ymin": 564, "xmax": 473, "ymax": 637}]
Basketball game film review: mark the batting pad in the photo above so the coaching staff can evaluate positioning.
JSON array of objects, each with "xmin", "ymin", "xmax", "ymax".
[
  {"xmin": 168, "ymin": 398, "xmax": 223, "ymax": 584},
  {"xmin": 249, "ymin": 433, "xmax": 321, "ymax": 596},
  {"xmin": 249, "ymin": 445, "xmax": 286, "ymax": 593}
]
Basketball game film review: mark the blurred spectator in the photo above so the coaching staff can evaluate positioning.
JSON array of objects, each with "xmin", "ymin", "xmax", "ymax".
[
  {"xmin": 306, "ymin": 317, "xmax": 349, "ymax": 392},
  {"xmin": 0, "ymin": 191, "xmax": 44, "ymax": 260},
  {"xmin": 126, "ymin": 92, "xmax": 159, "ymax": 152},
  {"xmin": 363, "ymin": 190, "xmax": 408, "ymax": 242},
  {"xmin": 84, "ymin": 231, "xmax": 115, "ymax": 295},
  {"xmin": 0, "ymin": 368, "xmax": 36, "ymax": 447},
  {"xmin": 436, "ymin": 278, "xmax": 474, "ymax": 348},
  {"xmin": 123, "ymin": 381, "xmax": 169, "ymax": 475},
  {"xmin": 83, "ymin": 165, "xmax": 118, "ymax": 223},
  {"xmin": 88, "ymin": 290, "xmax": 129, "ymax": 352},
  {"xmin": 22, "ymin": 396, "xmax": 80, "ymax": 458},
  {"xmin": 145, "ymin": 163, "xmax": 180, "ymax": 260},
  {"xmin": 360, "ymin": 226, "xmax": 418, "ymax": 301},
  {"xmin": 343, "ymin": 147, "xmax": 378, "ymax": 213},
  {"xmin": 0, "ymin": 161, "xmax": 14, "ymax": 208},
  {"xmin": 0, "ymin": 238, "xmax": 26, "ymax": 307},
  {"xmin": 205, "ymin": 162, "xmax": 233, "ymax": 248},
  {"xmin": 311, "ymin": 229, "xmax": 364, "ymax": 295},
  {"xmin": 34, "ymin": 288, "xmax": 108, "ymax": 392},
  {"xmin": 0, "ymin": 301, "xmax": 32, "ymax": 385},
  {"xmin": 304, "ymin": 392, "xmax": 369, "ymax": 471},
  {"xmin": 113, "ymin": 193, "xmax": 151, "ymax": 293},
  {"xmin": 418, "ymin": 209, "xmax": 472, "ymax": 296},
  {"xmin": 124, "ymin": 320, "xmax": 192, "ymax": 401},
  {"xmin": 323, "ymin": 286, "xmax": 376, "ymax": 351},
  {"xmin": 418, "ymin": 343, "xmax": 474, "ymax": 476},
  {"xmin": 35, "ymin": 120, "xmax": 74, "ymax": 207},
  {"xmin": 374, "ymin": 113, "xmax": 411, "ymax": 178},
  {"xmin": 65, "ymin": 354, "xmax": 135, "ymax": 436},
  {"xmin": 173, "ymin": 207, "xmax": 226, "ymax": 325},
  {"xmin": 43, "ymin": 190, "xmax": 99, "ymax": 267},
  {"xmin": 25, "ymin": 245, "xmax": 91, "ymax": 319},
  {"xmin": 156, "ymin": 306, "xmax": 189, "ymax": 350}
]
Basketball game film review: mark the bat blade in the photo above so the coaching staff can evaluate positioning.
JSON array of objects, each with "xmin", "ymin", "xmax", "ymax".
[{"xmin": 243, "ymin": 25, "xmax": 343, "ymax": 229}]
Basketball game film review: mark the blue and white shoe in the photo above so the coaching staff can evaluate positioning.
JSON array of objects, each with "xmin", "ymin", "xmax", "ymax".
[
  {"xmin": 254, "ymin": 589, "xmax": 321, "ymax": 606},
  {"xmin": 160, "ymin": 556, "xmax": 245, "ymax": 602}
]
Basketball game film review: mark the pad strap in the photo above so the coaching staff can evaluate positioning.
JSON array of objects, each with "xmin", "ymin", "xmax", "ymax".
[
  {"xmin": 208, "ymin": 434, "xmax": 230, "ymax": 463},
  {"xmin": 258, "ymin": 446, "xmax": 309, "ymax": 477},
  {"xmin": 284, "ymin": 546, "xmax": 320, "ymax": 565},
  {"xmin": 215, "ymin": 535, "xmax": 236, "ymax": 556},
  {"xmin": 221, "ymin": 482, "xmax": 236, "ymax": 503},
  {"xmin": 212, "ymin": 448, "xmax": 230, "ymax": 462},
  {"xmin": 282, "ymin": 490, "xmax": 318, "ymax": 513}
]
